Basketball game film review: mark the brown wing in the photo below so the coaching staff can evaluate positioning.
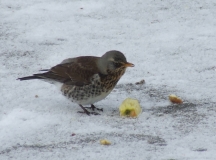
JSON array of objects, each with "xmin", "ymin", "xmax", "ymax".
[{"xmin": 36, "ymin": 56, "xmax": 100, "ymax": 86}]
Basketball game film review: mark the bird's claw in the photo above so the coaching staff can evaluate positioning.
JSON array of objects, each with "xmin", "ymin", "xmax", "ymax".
[
  {"xmin": 77, "ymin": 111, "xmax": 100, "ymax": 116},
  {"xmin": 84, "ymin": 104, "xmax": 103, "ymax": 112},
  {"xmin": 79, "ymin": 104, "xmax": 101, "ymax": 115}
]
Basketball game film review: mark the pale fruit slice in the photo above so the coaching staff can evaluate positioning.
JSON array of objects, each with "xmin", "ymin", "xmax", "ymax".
[
  {"xmin": 169, "ymin": 94, "xmax": 183, "ymax": 104},
  {"xmin": 100, "ymin": 139, "xmax": 111, "ymax": 145},
  {"xmin": 119, "ymin": 98, "xmax": 142, "ymax": 117}
]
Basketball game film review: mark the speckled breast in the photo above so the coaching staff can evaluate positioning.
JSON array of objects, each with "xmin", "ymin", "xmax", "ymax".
[{"xmin": 61, "ymin": 69, "xmax": 126, "ymax": 105}]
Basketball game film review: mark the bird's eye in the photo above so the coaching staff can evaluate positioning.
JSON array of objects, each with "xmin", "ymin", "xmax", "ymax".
[{"xmin": 114, "ymin": 62, "xmax": 122, "ymax": 68}]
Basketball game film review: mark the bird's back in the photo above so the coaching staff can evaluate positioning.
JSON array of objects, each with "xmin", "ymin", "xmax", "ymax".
[{"xmin": 18, "ymin": 56, "xmax": 101, "ymax": 87}]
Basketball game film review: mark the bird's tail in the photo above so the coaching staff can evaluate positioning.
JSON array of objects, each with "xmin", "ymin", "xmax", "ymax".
[
  {"xmin": 17, "ymin": 69, "xmax": 50, "ymax": 81},
  {"xmin": 17, "ymin": 70, "xmax": 64, "ymax": 84},
  {"xmin": 17, "ymin": 72, "xmax": 63, "ymax": 90},
  {"xmin": 17, "ymin": 75, "xmax": 44, "ymax": 81}
]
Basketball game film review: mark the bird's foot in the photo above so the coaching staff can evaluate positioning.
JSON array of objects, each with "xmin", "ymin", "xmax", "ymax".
[
  {"xmin": 84, "ymin": 104, "xmax": 103, "ymax": 112},
  {"xmin": 77, "ymin": 111, "xmax": 100, "ymax": 115},
  {"xmin": 78, "ymin": 104, "xmax": 100, "ymax": 116}
]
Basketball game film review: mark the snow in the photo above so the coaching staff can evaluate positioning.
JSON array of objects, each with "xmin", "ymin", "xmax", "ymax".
[{"xmin": 1, "ymin": 0, "xmax": 216, "ymax": 159}]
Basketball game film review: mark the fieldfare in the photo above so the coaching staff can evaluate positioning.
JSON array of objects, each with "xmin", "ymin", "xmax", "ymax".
[{"xmin": 18, "ymin": 50, "xmax": 134, "ymax": 115}]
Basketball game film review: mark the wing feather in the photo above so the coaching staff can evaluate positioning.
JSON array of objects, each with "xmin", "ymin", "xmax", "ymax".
[{"xmin": 39, "ymin": 56, "xmax": 100, "ymax": 86}]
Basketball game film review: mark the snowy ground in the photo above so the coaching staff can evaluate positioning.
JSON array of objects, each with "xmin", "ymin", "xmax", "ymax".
[{"xmin": 1, "ymin": 0, "xmax": 216, "ymax": 159}]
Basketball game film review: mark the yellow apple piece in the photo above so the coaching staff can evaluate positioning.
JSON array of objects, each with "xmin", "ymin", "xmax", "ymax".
[{"xmin": 119, "ymin": 98, "xmax": 142, "ymax": 117}]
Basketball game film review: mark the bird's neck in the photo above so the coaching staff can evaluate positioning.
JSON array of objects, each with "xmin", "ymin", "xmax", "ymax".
[{"xmin": 99, "ymin": 68, "xmax": 126, "ymax": 90}]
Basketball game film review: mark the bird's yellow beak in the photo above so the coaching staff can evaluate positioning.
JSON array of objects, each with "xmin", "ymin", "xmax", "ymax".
[{"xmin": 123, "ymin": 62, "xmax": 134, "ymax": 67}]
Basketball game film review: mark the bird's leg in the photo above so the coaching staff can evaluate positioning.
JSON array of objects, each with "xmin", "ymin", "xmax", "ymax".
[
  {"xmin": 84, "ymin": 104, "xmax": 103, "ymax": 112},
  {"xmin": 78, "ymin": 105, "xmax": 90, "ymax": 115},
  {"xmin": 91, "ymin": 104, "xmax": 103, "ymax": 112},
  {"xmin": 78, "ymin": 104, "xmax": 100, "ymax": 115}
]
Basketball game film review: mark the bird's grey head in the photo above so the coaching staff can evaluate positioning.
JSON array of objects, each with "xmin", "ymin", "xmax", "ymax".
[{"xmin": 97, "ymin": 50, "xmax": 134, "ymax": 75}]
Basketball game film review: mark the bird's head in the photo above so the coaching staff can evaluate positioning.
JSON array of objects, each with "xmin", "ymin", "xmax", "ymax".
[{"xmin": 98, "ymin": 50, "xmax": 134, "ymax": 75}]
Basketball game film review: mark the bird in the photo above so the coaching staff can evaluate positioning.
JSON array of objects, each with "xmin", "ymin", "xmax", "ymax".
[{"xmin": 17, "ymin": 50, "xmax": 134, "ymax": 115}]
